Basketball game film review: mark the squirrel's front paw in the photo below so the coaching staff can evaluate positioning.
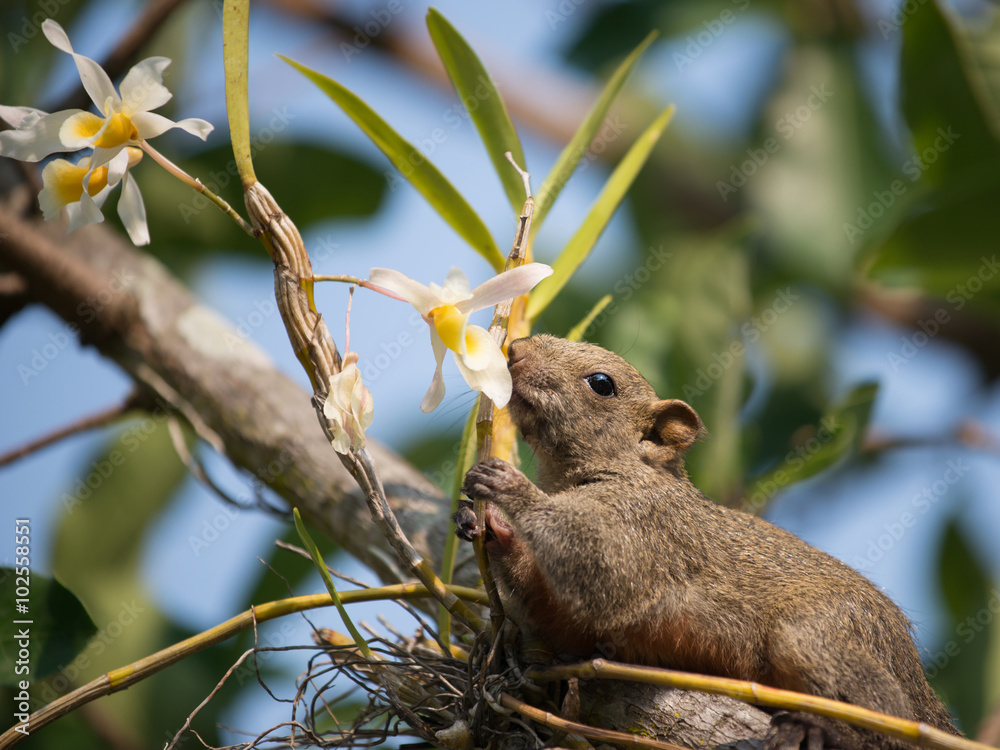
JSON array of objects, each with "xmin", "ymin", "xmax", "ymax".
[{"xmin": 462, "ymin": 458, "xmax": 532, "ymax": 506}]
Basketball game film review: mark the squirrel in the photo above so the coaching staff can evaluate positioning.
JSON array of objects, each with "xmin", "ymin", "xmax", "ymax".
[{"xmin": 458, "ymin": 334, "xmax": 959, "ymax": 750}]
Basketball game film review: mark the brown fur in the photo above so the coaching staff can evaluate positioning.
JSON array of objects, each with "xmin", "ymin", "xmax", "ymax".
[{"xmin": 462, "ymin": 334, "xmax": 959, "ymax": 750}]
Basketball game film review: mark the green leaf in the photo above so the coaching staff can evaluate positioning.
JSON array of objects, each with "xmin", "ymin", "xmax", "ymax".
[
  {"xmin": 281, "ymin": 56, "xmax": 505, "ymax": 272},
  {"xmin": 533, "ymin": 31, "xmax": 658, "ymax": 234},
  {"xmin": 527, "ymin": 104, "xmax": 675, "ymax": 321},
  {"xmin": 742, "ymin": 382, "xmax": 878, "ymax": 510},
  {"xmin": 566, "ymin": 294, "xmax": 612, "ymax": 341},
  {"xmin": 899, "ymin": 0, "xmax": 1000, "ymax": 187},
  {"xmin": 931, "ymin": 520, "xmax": 993, "ymax": 733},
  {"xmin": 427, "ymin": 8, "xmax": 527, "ymax": 212},
  {"xmin": 869, "ymin": 0, "xmax": 1000, "ymax": 289},
  {"xmin": 0, "ymin": 568, "xmax": 97, "ymax": 685},
  {"xmin": 222, "ymin": 0, "xmax": 255, "ymax": 185}
]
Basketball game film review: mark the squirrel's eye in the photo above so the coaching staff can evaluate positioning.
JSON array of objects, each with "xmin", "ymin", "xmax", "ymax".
[{"xmin": 585, "ymin": 373, "xmax": 616, "ymax": 397}]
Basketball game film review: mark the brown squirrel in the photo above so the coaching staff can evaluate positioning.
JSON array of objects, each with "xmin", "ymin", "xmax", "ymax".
[{"xmin": 459, "ymin": 334, "xmax": 959, "ymax": 750}]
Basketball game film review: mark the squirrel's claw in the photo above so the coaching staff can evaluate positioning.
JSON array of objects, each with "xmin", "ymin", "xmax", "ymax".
[
  {"xmin": 452, "ymin": 501, "xmax": 479, "ymax": 542},
  {"xmin": 765, "ymin": 712, "xmax": 841, "ymax": 750}
]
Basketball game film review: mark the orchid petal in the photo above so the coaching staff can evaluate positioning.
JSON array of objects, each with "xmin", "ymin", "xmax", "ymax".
[
  {"xmin": 437, "ymin": 266, "xmax": 473, "ymax": 303},
  {"xmin": 119, "ymin": 57, "xmax": 172, "ymax": 113},
  {"xmin": 324, "ymin": 356, "xmax": 373, "ymax": 453},
  {"xmin": 39, "ymin": 157, "xmax": 88, "ymax": 220},
  {"xmin": 104, "ymin": 148, "xmax": 132, "ymax": 185},
  {"xmin": 0, "ymin": 109, "xmax": 82, "ymax": 161},
  {"xmin": 130, "ymin": 112, "xmax": 213, "ymax": 141},
  {"xmin": 118, "ymin": 171, "xmax": 149, "ymax": 246},
  {"xmin": 369, "ymin": 268, "xmax": 441, "ymax": 314},
  {"xmin": 459, "ymin": 262, "xmax": 553, "ymax": 314},
  {"xmin": 460, "ymin": 324, "xmax": 499, "ymax": 372},
  {"xmin": 68, "ymin": 188, "xmax": 110, "ymax": 233},
  {"xmin": 42, "ymin": 20, "xmax": 119, "ymax": 112},
  {"xmin": 89, "ymin": 144, "xmax": 126, "ymax": 170},
  {"xmin": 0, "ymin": 105, "xmax": 47, "ymax": 129},
  {"xmin": 454, "ymin": 341, "xmax": 512, "ymax": 407},
  {"xmin": 59, "ymin": 110, "xmax": 105, "ymax": 149},
  {"xmin": 420, "ymin": 330, "xmax": 449, "ymax": 412}
]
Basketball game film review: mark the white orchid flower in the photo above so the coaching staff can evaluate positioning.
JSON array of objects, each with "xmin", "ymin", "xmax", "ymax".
[
  {"xmin": 323, "ymin": 351, "xmax": 374, "ymax": 454},
  {"xmin": 0, "ymin": 19, "xmax": 211, "ymax": 245},
  {"xmin": 38, "ymin": 146, "xmax": 149, "ymax": 244},
  {"xmin": 369, "ymin": 264, "xmax": 553, "ymax": 412},
  {"xmin": 0, "ymin": 20, "xmax": 212, "ymax": 167}
]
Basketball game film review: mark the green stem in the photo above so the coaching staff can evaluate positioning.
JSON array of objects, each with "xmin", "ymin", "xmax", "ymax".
[
  {"xmin": 293, "ymin": 508, "xmax": 373, "ymax": 660},
  {"xmin": 139, "ymin": 141, "xmax": 255, "ymax": 236},
  {"xmin": 438, "ymin": 404, "xmax": 480, "ymax": 644}
]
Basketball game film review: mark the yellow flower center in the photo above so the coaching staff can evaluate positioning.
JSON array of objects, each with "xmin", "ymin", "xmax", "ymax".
[
  {"xmin": 94, "ymin": 111, "xmax": 138, "ymax": 148},
  {"xmin": 428, "ymin": 304, "xmax": 467, "ymax": 353},
  {"xmin": 43, "ymin": 159, "xmax": 107, "ymax": 208},
  {"xmin": 40, "ymin": 147, "xmax": 145, "ymax": 213},
  {"xmin": 63, "ymin": 110, "xmax": 139, "ymax": 150}
]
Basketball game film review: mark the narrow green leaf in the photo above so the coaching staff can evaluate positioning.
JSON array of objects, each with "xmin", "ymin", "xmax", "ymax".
[
  {"xmin": 567, "ymin": 294, "xmax": 612, "ymax": 342},
  {"xmin": 222, "ymin": 0, "xmax": 256, "ymax": 186},
  {"xmin": 527, "ymin": 105, "xmax": 675, "ymax": 321},
  {"xmin": 281, "ymin": 56, "xmax": 505, "ymax": 272},
  {"xmin": 533, "ymin": 30, "xmax": 658, "ymax": 234},
  {"xmin": 292, "ymin": 508, "xmax": 372, "ymax": 660},
  {"xmin": 438, "ymin": 403, "xmax": 479, "ymax": 644},
  {"xmin": 427, "ymin": 9, "xmax": 527, "ymax": 212}
]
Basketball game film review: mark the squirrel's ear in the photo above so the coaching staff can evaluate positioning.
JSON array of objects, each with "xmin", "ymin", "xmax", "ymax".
[{"xmin": 646, "ymin": 399, "xmax": 703, "ymax": 460}]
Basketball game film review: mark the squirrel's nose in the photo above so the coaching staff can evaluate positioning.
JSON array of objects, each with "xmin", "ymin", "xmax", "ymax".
[{"xmin": 507, "ymin": 337, "xmax": 530, "ymax": 367}]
